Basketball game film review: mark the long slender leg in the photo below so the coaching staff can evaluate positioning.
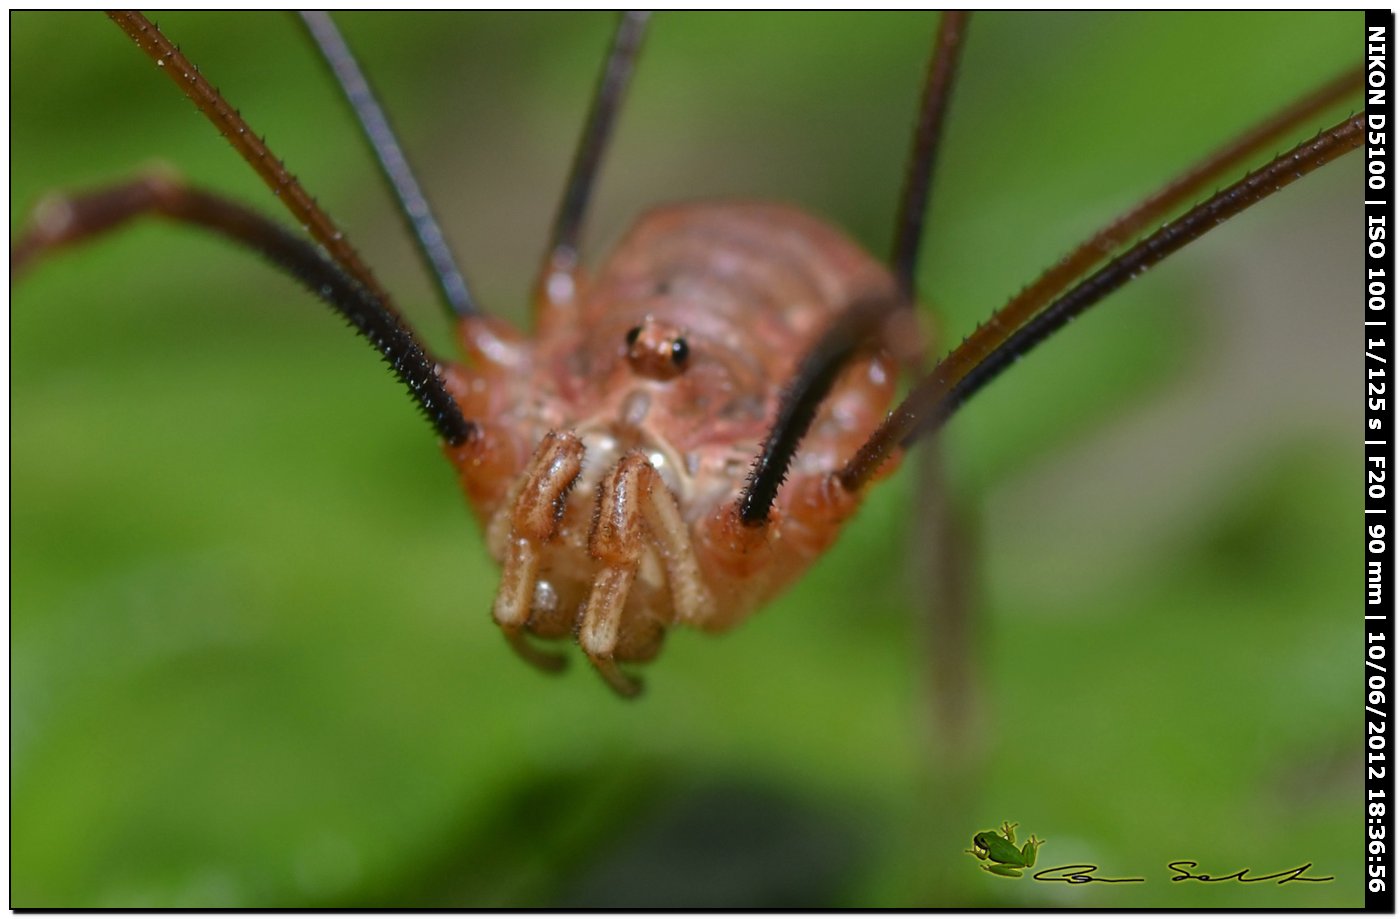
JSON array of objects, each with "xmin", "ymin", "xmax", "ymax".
[
  {"xmin": 580, "ymin": 452, "xmax": 711, "ymax": 697},
  {"xmin": 737, "ymin": 13, "xmax": 969, "ymax": 527},
  {"xmin": 840, "ymin": 112, "xmax": 1366, "ymax": 488},
  {"xmin": 739, "ymin": 291, "xmax": 902, "ymax": 525},
  {"xmin": 890, "ymin": 10, "xmax": 970, "ymax": 299},
  {"xmin": 492, "ymin": 431, "xmax": 585, "ymax": 672},
  {"xmin": 299, "ymin": 11, "xmax": 479, "ymax": 321},
  {"xmin": 840, "ymin": 69, "xmax": 1362, "ymax": 485},
  {"xmin": 536, "ymin": 11, "xmax": 650, "ymax": 314},
  {"xmin": 832, "ymin": 67, "xmax": 1362, "ymax": 494},
  {"xmin": 11, "ymin": 171, "xmax": 473, "ymax": 446},
  {"xmin": 921, "ymin": 66, "xmax": 1364, "ymax": 402},
  {"xmin": 887, "ymin": 12, "xmax": 977, "ymax": 779},
  {"xmin": 106, "ymin": 12, "xmax": 398, "ymax": 317}
]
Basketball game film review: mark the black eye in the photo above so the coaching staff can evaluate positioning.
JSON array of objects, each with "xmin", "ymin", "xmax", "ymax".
[
  {"xmin": 670, "ymin": 337, "xmax": 689, "ymax": 365},
  {"xmin": 625, "ymin": 326, "xmax": 641, "ymax": 347}
]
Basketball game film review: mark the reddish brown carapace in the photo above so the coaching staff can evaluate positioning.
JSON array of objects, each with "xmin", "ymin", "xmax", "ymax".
[{"xmin": 442, "ymin": 201, "xmax": 901, "ymax": 695}]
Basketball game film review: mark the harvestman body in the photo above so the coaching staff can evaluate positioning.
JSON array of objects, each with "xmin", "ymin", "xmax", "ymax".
[
  {"xmin": 446, "ymin": 202, "xmax": 901, "ymax": 692},
  {"xmin": 11, "ymin": 12, "xmax": 1364, "ymax": 696}
]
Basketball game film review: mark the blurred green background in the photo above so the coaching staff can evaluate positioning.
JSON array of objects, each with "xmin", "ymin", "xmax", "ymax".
[{"xmin": 11, "ymin": 11, "xmax": 1361, "ymax": 907}]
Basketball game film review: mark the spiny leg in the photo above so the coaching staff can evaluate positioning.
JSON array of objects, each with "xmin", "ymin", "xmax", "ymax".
[
  {"xmin": 738, "ymin": 47, "xmax": 1365, "ymax": 523},
  {"xmin": 737, "ymin": 12, "xmax": 969, "ymax": 528},
  {"xmin": 10, "ymin": 171, "xmax": 472, "ymax": 445},
  {"xmin": 580, "ymin": 452, "xmax": 711, "ymax": 697},
  {"xmin": 840, "ymin": 105, "xmax": 1366, "ymax": 487},
  {"xmin": 493, "ymin": 431, "xmax": 585, "ymax": 672},
  {"xmin": 738, "ymin": 290, "xmax": 904, "ymax": 526},
  {"xmin": 106, "ymin": 12, "xmax": 397, "ymax": 314},
  {"xmin": 905, "ymin": 66, "xmax": 1363, "ymax": 420}
]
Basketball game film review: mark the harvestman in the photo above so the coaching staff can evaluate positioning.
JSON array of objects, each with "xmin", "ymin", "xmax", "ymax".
[{"xmin": 11, "ymin": 12, "xmax": 1364, "ymax": 696}]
